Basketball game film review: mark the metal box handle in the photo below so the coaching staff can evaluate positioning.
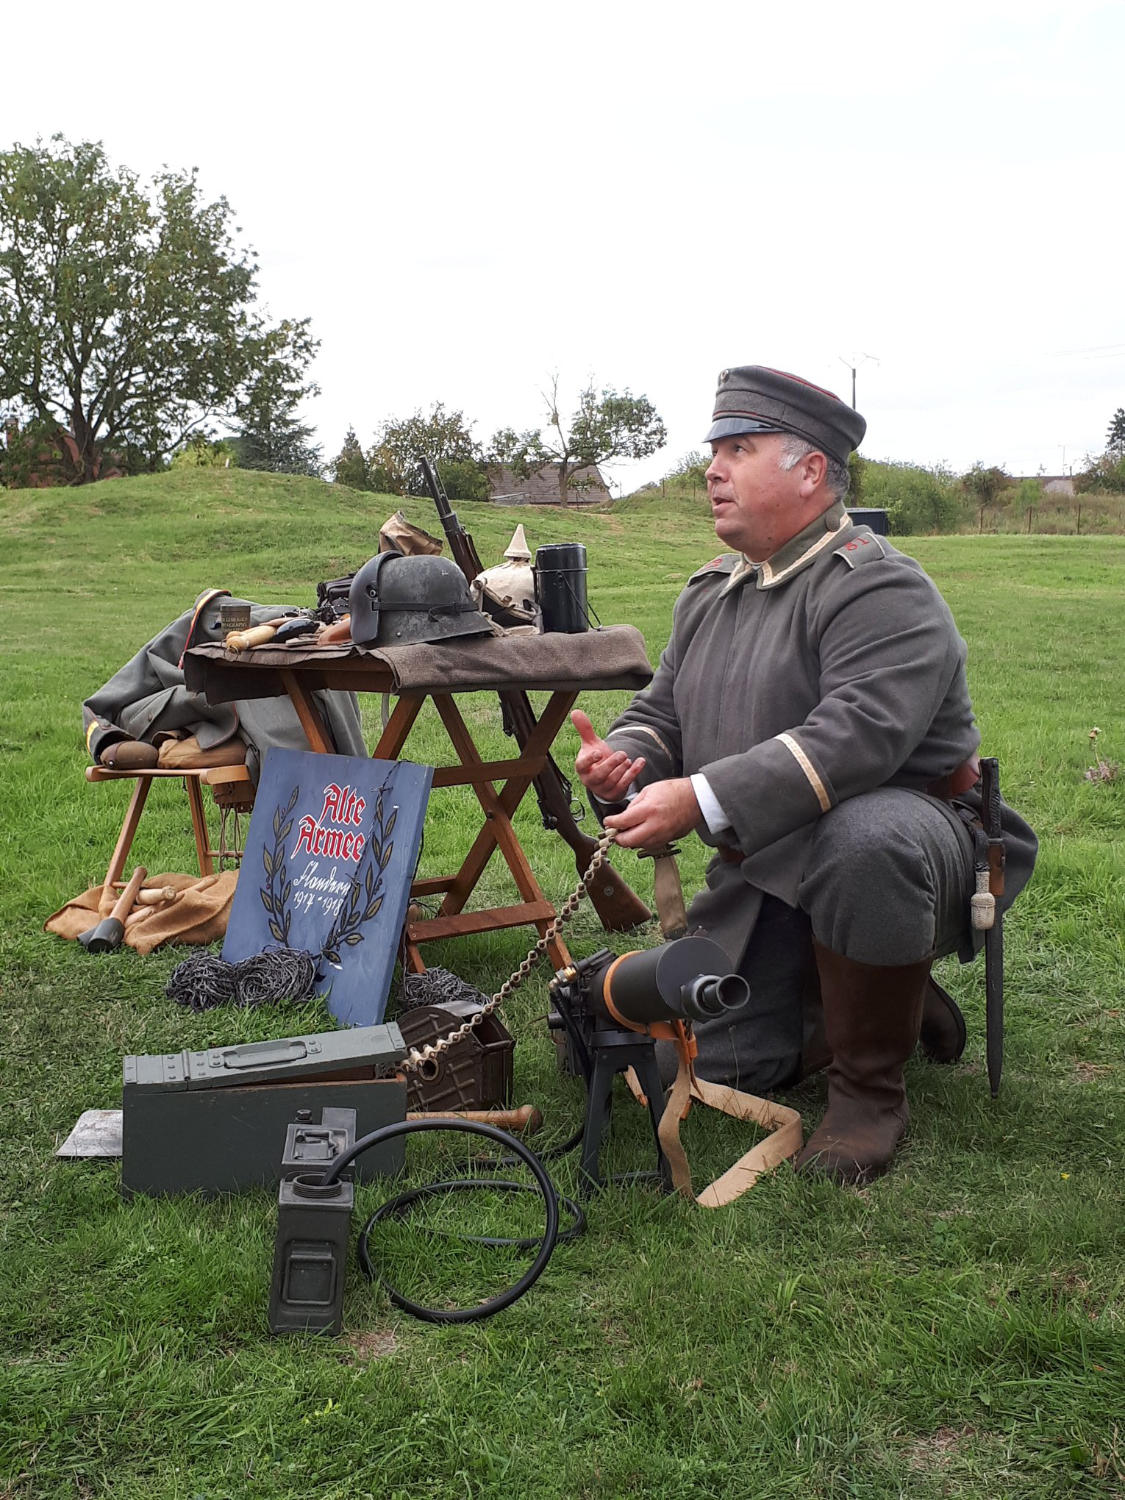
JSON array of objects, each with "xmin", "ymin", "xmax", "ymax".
[{"xmin": 208, "ymin": 1039, "xmax": 320, "ymax": 1070}]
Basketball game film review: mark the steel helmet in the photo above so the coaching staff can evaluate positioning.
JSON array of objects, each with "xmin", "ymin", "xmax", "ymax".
[{"xmin": 348, "ymin": 554, "xmax": 496, "ymax": 648}]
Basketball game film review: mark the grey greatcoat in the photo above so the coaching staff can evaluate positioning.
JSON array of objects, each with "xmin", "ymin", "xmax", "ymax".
[
  {"xmin": 604, "ymin": 501, "xmax": 1037, "ymax": 971},
  {"xmin": 83, "ymin": 592, "xmax": 366, "ymax": 781}
]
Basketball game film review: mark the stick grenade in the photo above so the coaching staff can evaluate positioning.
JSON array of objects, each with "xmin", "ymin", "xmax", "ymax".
[
  {"xmin": 405, "ymin": 1106, "xmax": 543, "ymax": 1135},
  {"xmin": 135, "ymin": 886, "xmax": 180, "ymax": 905},
  {"xmin": 225, "ymin": 623, "xmax": 281, "ymax": 651},
  {"xmin": 980, "ymin": 757, "xmax": 1006, "ymax": 1097},
  {"xmin": 78, "ymin": 866, "xmax": 148, "ymax": 953}
]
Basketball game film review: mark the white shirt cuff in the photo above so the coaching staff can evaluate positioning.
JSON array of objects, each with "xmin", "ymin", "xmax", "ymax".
[{"xmin": 690, "ymin": 773, "xmax": 731, "ymax": 834}]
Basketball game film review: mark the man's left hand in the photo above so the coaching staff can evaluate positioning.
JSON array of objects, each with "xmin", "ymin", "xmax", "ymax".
[{"xmin": 604, "ymin": 778, "xmax": 701, "ymax": 849}]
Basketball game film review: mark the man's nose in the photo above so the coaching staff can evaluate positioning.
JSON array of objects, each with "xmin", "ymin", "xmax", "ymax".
[{"xmin": 705, "ymin": 456, "xmax": 723, "ymax": 483}]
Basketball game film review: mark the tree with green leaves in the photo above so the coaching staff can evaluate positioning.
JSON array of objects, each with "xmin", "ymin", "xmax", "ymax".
[
  {"xmin": 1106, "ymin": 407, "xmax": 1125, "ymax": 458},
  {"xmin": 961, "ymin": 461, "xmax": 1010, "ymax": 529},
  {"xmin": 168, "ymin": 431, "xmax": 239, "ymax": 470},
  {"xmin": 0, "ymin": 136, "xmax": 317, "ymax": 483},
  {"xmin": 330, "ymin": 427, "xmax": 373, "ymax": 490},
  {"xmin": 490, "ymin": 375, "xmax": 666, "ymax": 505},
  {"xmin": 230, "ymin": 320, "xmax": 322, "ymax": 476},
  {"xmin": 370, "ymin": 402, "xmax": 488, "ymax": 500}
]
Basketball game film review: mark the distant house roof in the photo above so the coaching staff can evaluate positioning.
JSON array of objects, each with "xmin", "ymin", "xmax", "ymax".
[{"xmin": 486, "ymin": 462, "xmax": 611, "ymax": 506}]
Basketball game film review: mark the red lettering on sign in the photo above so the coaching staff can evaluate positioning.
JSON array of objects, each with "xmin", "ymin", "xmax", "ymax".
[
  {"xmin": 318, "ymin": 783, "xmax": 366, "ymax": 825},
  {"xmin": 293, "ymin": 782, "xmax": 368, "ymax": 862}
]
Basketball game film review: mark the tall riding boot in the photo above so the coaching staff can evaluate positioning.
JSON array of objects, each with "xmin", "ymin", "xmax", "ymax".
[
  {"xmin": 795, "ymin": 942, "xmax": 931, "ymax": 1184},
  {"xmin": 919, "ymin": 978, "xmax": 967, "ymax": 1063}
]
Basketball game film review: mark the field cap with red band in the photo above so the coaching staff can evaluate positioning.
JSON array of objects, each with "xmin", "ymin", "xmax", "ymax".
[{"xmin": 705, "ymin": 365, "xmax": 866, "ymax": 467}]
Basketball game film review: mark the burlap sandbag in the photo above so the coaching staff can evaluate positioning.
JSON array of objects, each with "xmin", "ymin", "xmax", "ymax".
[{"xmin": 44, "ymin": 871, "xmax": 239, "ymax": 956}]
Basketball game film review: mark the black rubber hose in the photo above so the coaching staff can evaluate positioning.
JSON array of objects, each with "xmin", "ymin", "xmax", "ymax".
[{"xmin": 320, "ymin": 1116, "xmax": 562, "ymax": 1324}]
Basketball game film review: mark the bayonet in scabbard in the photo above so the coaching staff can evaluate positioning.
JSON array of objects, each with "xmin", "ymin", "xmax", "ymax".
[{"xmin": 980, "ymin": 756, "xmax": 1006, "ymax": 1097}]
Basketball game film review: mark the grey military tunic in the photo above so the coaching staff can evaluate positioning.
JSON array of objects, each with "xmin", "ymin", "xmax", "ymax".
[{"xmin": 605, "ymin": 501, "xmax": 1036, "ymax": 969}]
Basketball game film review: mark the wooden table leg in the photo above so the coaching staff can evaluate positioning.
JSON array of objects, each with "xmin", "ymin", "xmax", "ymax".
[
  {"xmin": 426, "ymin": 692, "xmax": 577, "ymax": 969},
  {"xmin": 372, "ymin": 696, "xmax": 425, "ymax": 760},
  {"xmin": 280, "ymin": 669, "xmax": 335, "ymax": 753},
  {"xmin": 435, "ymin": 691, "xmax": 578, "ymax": 915}
]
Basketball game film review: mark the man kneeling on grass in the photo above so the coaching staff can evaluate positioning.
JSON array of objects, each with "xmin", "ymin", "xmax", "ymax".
[{"xmin": 573, "ymin": 365, "xmax": 1037, "ymax": 1184}]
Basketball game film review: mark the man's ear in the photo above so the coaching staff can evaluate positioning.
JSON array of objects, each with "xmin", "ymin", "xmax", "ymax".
[{"xmin": 797, "ymin": 449, "xmax": 828, "ymax": 496}]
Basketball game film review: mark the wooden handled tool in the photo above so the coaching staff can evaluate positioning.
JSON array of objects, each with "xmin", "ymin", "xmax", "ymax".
[
  {"xmin": 225, "ymin": 623, "xmax": 281, "ymax": 651},
  {"xmin": 405, "ymin": 1105, "xmax": 543, "ymax": 1135},
  {"xmin": 79, "ymin": 865, "xmax": 148, "ymax": 953},
  {"xmin": 319, "ymin": 616, "xmax": 352, "ymax": 645},
  {"xmin": 136, "ymin": 886, "xmax": 180, "ymax": 905}
]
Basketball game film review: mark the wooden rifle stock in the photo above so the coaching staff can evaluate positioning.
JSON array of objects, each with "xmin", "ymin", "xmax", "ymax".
[{"xmin": 418, "ymin": 458, "xmax": 650, "ymax": 933}]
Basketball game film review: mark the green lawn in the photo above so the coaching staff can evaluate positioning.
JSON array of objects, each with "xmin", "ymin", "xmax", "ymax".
[{"xmin": 1, "ymin": 473, "xmax": 1122, "ymax": 1499}]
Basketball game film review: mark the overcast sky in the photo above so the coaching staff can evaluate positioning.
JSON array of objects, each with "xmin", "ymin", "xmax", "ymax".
[{"xmin": 5, "ymin": 0, "xmax": 1123, "ymax": 490}]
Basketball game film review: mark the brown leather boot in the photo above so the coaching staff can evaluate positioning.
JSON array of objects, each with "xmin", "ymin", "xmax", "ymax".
[
  {"xmin": 100, "ymin": 739, "xmax": 158, "ymax": 770},
  {"xmin": 919, "ymin": 978, "xmax": 967, "ymax": 1063},
  {"xmin": 795, "ymin": 942, "xmax": 930, "ymax": 1184}
]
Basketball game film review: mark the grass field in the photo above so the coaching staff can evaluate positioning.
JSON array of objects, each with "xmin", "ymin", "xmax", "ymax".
[{"xmin": 1, "ymin": 471, "xmax": 1123, "ymax": 1499}]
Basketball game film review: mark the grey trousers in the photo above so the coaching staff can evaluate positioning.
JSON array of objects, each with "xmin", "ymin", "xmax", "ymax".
[{"xmin": 678, "ymin": 789, "xmax": 976, "ymax": 1094}]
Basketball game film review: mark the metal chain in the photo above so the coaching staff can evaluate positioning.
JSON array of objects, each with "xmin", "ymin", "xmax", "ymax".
[{"xmin": 401, "ymin": 828, "xmax": 618, "ymax": 1076}]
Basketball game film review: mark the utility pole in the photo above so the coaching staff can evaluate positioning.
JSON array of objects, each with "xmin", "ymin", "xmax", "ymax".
[{"xmin": 838, "ymin": 353, "xmax": 878, "ymax": 410}]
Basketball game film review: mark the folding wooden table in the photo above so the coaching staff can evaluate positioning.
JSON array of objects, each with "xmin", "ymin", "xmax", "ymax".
[{"xmin": 184, "ymin": 628, "xmax": 653, "ymax": 974}]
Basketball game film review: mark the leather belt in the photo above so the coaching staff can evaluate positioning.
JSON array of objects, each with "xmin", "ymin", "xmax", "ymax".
[
  {"xmin": 925, "ymin": 755, "xmax": 981, "ymax": 801},
  {"xmin": 715, "ymin": 756, "xmax": 981, "ymax": 865}
]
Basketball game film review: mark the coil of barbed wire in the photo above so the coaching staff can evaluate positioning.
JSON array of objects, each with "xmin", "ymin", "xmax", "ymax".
[{"xmin": 166, "ymin": 946, "xmax": 318, "ymax": 1012}]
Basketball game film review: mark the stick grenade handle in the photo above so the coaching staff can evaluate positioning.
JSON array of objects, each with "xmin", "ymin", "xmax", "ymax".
[
  {"xmin": 319, "ymin": 616, "xmax": 352, "ymax": 645},
  {"xmin": 225, "ymin": 623, "xmax": 280, "ymax": 651},
  {"xmin": 109, "ymin": 866, "xmax": 148, "ymax": 923},
  {"xmin": 406, "ymin": 1105, "xmax": 543, "ymax": 1135}
]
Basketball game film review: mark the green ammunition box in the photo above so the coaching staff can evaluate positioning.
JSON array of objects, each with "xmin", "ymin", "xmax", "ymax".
[{"xmin": 121, "ymin": 1024, "xmax": 407, "ymax": 1197}]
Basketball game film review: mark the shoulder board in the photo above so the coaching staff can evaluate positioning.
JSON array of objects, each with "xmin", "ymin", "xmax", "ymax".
[
  {"xmin": 687, "ymin": 554, "xmax": 739, "ymax": 584},
  {"xmin": 832, "ymin": 529, "xmax": 889, "ymax": 569}
]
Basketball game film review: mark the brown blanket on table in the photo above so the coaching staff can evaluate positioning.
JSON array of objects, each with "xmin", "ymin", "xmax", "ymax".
[{"xmin": 185, "ymin": 623, "xmax": 653, "ymax": 700}]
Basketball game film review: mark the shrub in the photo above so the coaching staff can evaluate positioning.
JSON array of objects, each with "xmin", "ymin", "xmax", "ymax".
[
  {"xmin": 438, "ymin": 457, "xmax": 491, "ymax": 502},
  {"xmin": 858, "ymin": 459, "xmax": 964, "ymax": 534},
  {"xmin": 1075, "ymin": 452, "xmax": 1125, "ymax": 494}
]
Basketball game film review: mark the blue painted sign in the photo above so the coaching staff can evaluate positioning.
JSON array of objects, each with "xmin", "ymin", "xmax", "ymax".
[{"xmin": 222, "ymin": 748, "xmax": 433, "ymax": 1026}]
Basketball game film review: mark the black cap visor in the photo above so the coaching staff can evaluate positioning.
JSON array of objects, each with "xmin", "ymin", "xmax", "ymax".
[{"xmin": 704, "ymin": 415, "xmax": 787, "ymax": 444}]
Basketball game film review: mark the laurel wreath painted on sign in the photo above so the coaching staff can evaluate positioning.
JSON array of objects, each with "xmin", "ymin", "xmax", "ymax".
[
  {"xmin": 260, "ymin": 784, "xmax": 299, "ymax": 946},
  {"xmin": 320, "ymin": 779, "xmax": 397, "ymax": 966}
]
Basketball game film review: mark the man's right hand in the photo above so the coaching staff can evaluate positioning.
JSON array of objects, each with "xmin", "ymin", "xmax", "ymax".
[{"xmin": 571, "ymin": 709, "xmax": 646, "ymax": 803}]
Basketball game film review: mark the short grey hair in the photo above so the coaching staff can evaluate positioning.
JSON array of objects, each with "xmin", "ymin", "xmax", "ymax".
[{"xmin": 776, "ymin": 433, "xmax": 851, "ymax": 502}]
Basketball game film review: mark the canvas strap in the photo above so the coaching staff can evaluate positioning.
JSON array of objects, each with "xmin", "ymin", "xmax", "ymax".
[{"xmin": 631, "ymin": 1033, "xmax": 803, "ymax": 1207}]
